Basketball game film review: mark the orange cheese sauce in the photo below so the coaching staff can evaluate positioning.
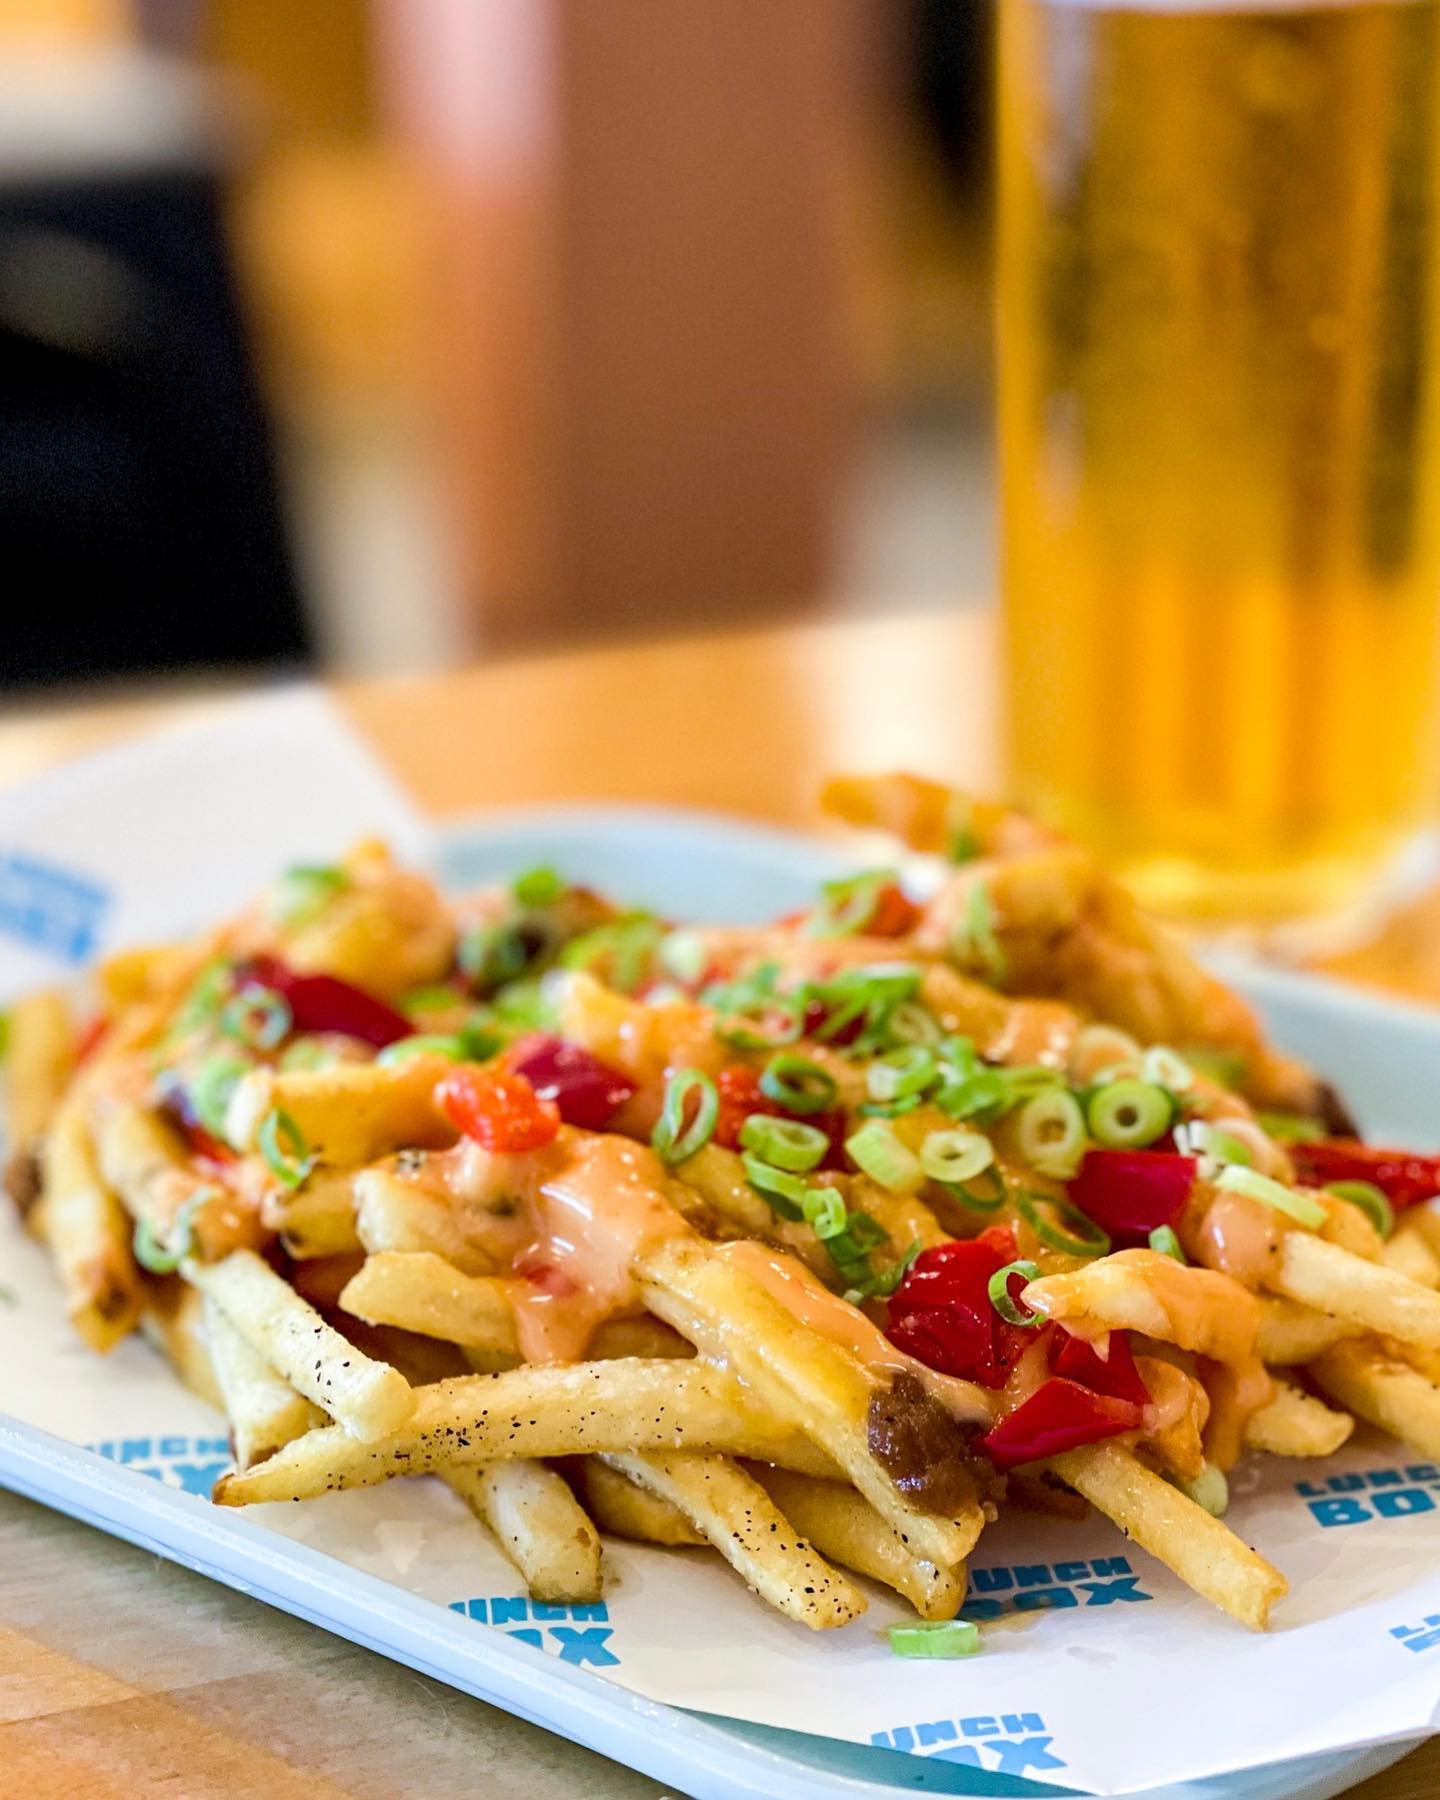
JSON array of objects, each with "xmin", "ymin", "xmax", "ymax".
[{"xmin": 1186, "ymin": 1188, "xmax": 1284, "ymax": 1289}]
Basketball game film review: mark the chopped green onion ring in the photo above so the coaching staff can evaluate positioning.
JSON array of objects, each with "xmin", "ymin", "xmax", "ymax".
[
  {"xmin": 886, "ymin": 1620, "xmax": 981, "ymax": 1659},
  {"xmin": 512, "ymin": 864, "xmax": 565, "ymax": 908},
  {"xmin": 740, "ymin": 1113, "xmax": 828, "ymax": 1172},
  {"xmin": 1214, "ymin": 1163, "xmax": 1327, "ymax": 1230},
  {"xmin": 1148, "ymin": 1225, "xmax": 1187, "ymax": 1263},
  {"xmin": 652, "ymin": 1069, "xmax": 720, "ymax": 1165},
  {"xmin": 845, "ymin": 1121, "xmax": 923, "ymax": 1193},
  {"xmin": 741, "ymin": 1153, "xmax": 811, "ymax": 1221},
  {"xmin": 1140, "ymin": 1046, "xmax": 1193, "ymax": 1092},
  {"xmin": 1256, "ymin": 1110, "xmax": 1326, "ymax": 1145},
  {"xmin": 808, "ymin": 870, "xmax": 896, "ymax": 939},
  {"xmin": 132, "ymin": 1190, "xmax": 210, "ymax": 1275},
  {"xmin": 220, "ymin": 984, "xmax": 292, "ymax": 1053},
  {"xmin": 866, "ymin": 1045, "xmax": 937, "ymax": 1104},
  {"xmin": 883, "ymin": 1001, "xmax": 942, "ymax": 1048},
  {"xmin": 1017, "ymin": 1188, "xmax": 1111, "ymax": 1258},
  {"xmin": 988, "ymin": 1259, "xmax": 1043, "ymax": 1327},
  {"xmin": 946, "ymin": 1163, "xmax": 1008, "ymax": 1213},
  {"xmin": 376, "ymin": 1033, "xmax": 468, "ymax": 1068},
  {"xmin": 1015, "ymin": 1088, "xmax": 1088, "ymax": 1179},
  {"xmin": 760, "ymin": 1053, "xmax": 837, "ymax": 1116},
  {"xmin": 1326, "ymin": 1179, "xmax": 1395, "ymax": 1240},
  {"xmin": 188, "ymin": 1054, "xmax": 250, "ymax": 1142},
  {"xmin": 919, "ymin": 1126, "xmax": 994, "ymax": 1186},
  {"xmin": 1086, "ymin": 1078, "xmax": 1174, "ymax": 1150},
  {"xmin": 259, "ymin": 1108, "xmax": 315, "ymax": 1190},
  {"xmin": 272, "ymin": 863, "xmax": 349, "ymax": 927},
  {"xmin": 951, "ymin": 884, "xmax": 1007, "ymax": 983}
]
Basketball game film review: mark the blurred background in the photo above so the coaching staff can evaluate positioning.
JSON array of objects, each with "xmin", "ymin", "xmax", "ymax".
[{"xmin": 0, "ymin": 0, "xmax": 994, "ymax": 693}]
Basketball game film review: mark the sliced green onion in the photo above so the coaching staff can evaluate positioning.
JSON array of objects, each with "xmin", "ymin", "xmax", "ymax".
[
  {"xmin": 271, "ymin": 863, "xmax": 349, "ymax": 927},
  {"xmin": 401, "ymin": 984, "xmax": 466, "ymax": 1016},
  {"xmin": 1215, "ymin": 1163, "xmax": 1327, "ymax": 1230},
  {"xmin": 376, "ymin": 1033, "xmax": 469, "ymax": 1068},
  {"xmin": 951, "ymin": 884, "xmax": 1006, "ymax": 983},
  {"xmin": 988, "ymin": 1259, "xmax": 1042, "ymax": 1327},
  {"xmin": 1175, "ymin": 1120, "xmax": 1254, "ymax": 1169},
  {"xmin": 188, "ymin": 1055, "xmax": 250, "ymax": 1141},
  {"xmin": 947, "ymin": 826, "xmax": 979, "ymax": 865},
  {"xmin": 1140, "ymin": 1046, "xmax": 1193, "ymax": 1093},
  {"xmin": 886, "ymin": 1620, "xmax": 981, "ymax": 1659},
  {"xmin": 803, "ymin": 1185, "xmax": 849, "ymax": 1239},
  {"xmin": 1184, "ymin": 1048, "xmax": 1248, "ymax": 1091},
  {"xmin": 658, "ymin": 928, "xmax": 708, "ymax": 985},
  {"xmin": 845, "ymin": 1121, "xmax": 922, "ymax": 1193},
  {"xmin": 866, "ymin": 1046, "xmax": 937, "ymax": 1105},
  {"xmin": 279, "ymin": 1036, "xmax": 336, "ymax": 1072},
  {"xmin": 1326, "ymin": 1179, "xmax": 1395, "ymax": 1240},
  {"xmin": 167, "ymin": 958, "xmax": 234, "ymax": 1042},
  {"xmin": 560, "ymin": 915, "xmax": 661, "ymax": 994},
  {"xmin": 882, "ymin": 1001, "xmax": 942, "ymax": 1048},
  {"xmin": 493, "ymin": 977, "xmax": 555, "ymax": 1030},
  {"xmin": 652, "ymin": 1069, "xmax": 720, "ymax": 1165},
  {"xmin": 259, "ymin": 1108, "xmax": 315, "ymax": 1190},
  {"xmin": 760, "ymin": 1053, "xmax": 836, "ymax": 1116},
  {"xmin": 947, "ymin": 1164, "xmax": 1008, "ymax": 1213},
  {"xmin": 936, "ymin": 1066, "xmax": 1010, "ymax": 1122},
  {"xmin": 741, "ymin": 1153, "xmax": 810, "ymax": 1221},
  {"xmin": 1086, "ymin": 1078, "xmax": 1174, "ymax": 1150},
  {"xmin": 1148, "ymin": 1225, "xmax": 1187, "ymax": 1263},
  {"xmin": 740, "ymin": 1114, "xmax": 828, "ymax": 1172},
  {"xmin": 1017, "ymin": 1188, "xmax": 1111, "ymax": 1258},
  {"xmin": 1015, "ymin": 1088, "xmax": 1088, "ymax": 1179},
  {"xmin": 1178, "ymin": 1462, "xmax": 1229, "ymax": 1518},
  {"xmin": 866, "ymin": 1239, "xmax": 923, "ymax": 1300},
  {"xmin": 859, "ymin": 1094, "xmax": 923, "ymax": 1119},
  {"xmin": 512, "ymin": 864, "xmax": 565, "ymax": 908},
  {"xmin": 220, "ymin": 984, "xmax": 292, "ymax": 1052},
  {"xmin": 808, "ymin": 870, "xmax": 897, "ymax": 939},
  {"xmin": 714, "ymin": 997, "xmax": 805, "ymax": 1052},
  {"xmin": 919, "ymin": 1127, "xmax": 994, "ymax": 1186},
  {"xmin": 132, "ymin": 1191, "xmax": 208, "ymax": 1275},
  {"xmin": 1257, "ymin": 1110, "xmax": 1327, "ymax": 1145},
  {"xmin": 459, "ymin": 921, "xmax": 530, "ymax": 990}
]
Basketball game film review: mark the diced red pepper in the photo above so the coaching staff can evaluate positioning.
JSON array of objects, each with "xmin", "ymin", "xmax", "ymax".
[
  {"xmin": 868, "ymin": 882, "xmax": 921, "ymax": 938},
  {"xmin": 440, "ymin": 1067, "xmax": 560, "ymax": 1153},
  {"xmin": 1067, "ymin": 1149, "xmax": 1197, "ymax": 1247},
  {"xmin": 978, "ymin": 1378, "xmax": 1143, "ymax": 1470},
  {"xmin": 506, "ymin": 1033, "xmax": 637, "ymax": 1130},
  {"xmin": 75, "ymin": 1015, "xmax": 109, "ymax": 1065},
  {"xmin": 885, "ymin": 1227, "xmax": 1040, "ymax": 1389},
  {"xmin": 242, "ymin": 955, "xmax": 411, "ymax": 1049},
  {"xmin": 1051, "ymin": 1328, "xmax": 1151, "ymax": 1410},
  {"xmin": 713, "ymin": 1066, "xmax": 770, "ymax": 1149},
  {"xmin": 1291, "ymin": 1138, "xmax": 1440, "ymax": 1213}
]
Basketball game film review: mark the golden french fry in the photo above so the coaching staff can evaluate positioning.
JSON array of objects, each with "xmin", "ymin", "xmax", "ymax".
[
  {"xmin": 1256, "ymin": 1297, "xmax": 1351, "ymax": 1365},
  {"xmin": 213, "ymin": 1360, "xmax": 833, "ymax": 1505},
  {"xmin": 353, "ymin": 1165, "xmax": 497, "ymax": 1274},
  {"xmin": 570, "ymin": 1458, "xmax": 706, "ymax": 1547},
  {"xmin": 441, "ymin": 1460, "xmax": 603, "ymax": 1605},
  {"xmin": 588, "ymin": 1316, "xmax": 694, "ymax": 1361},
  {"xmin": 1243, "ymin": 1378, "xmax": 1353, "ymax": 1458},
  {"xmin": 224, "ymin": 1059, "xmax": 456, "ymax": 1166},
  {"xmin": 638, "ymin": 1237, "xmax": 984, "ymax": 1568},
  {"xmin": 39, "ymin": 1098, "xmax": 142, "ymax": 1351},
  {"xmin": 749, "ymin": 1465, "xmax": 967, "ymax": 1620},
  {"xmin": 605, "ymin": 1452, "xmax": 865, "ymax": 1629},
  {"xmin": 262, "ymin": 1168, "xmax": 361, "ymax": 1260},
  {"xmin": 96, "ymin": 944, "xmax": 191, "ymax": 1012},
  {"xmin": 203, "ymin": 1297, "xmax": 325, "ymax": 1468},
  {"xmin": 140, "ymin": 1281, "xmax": 224, "ymax": 1411},
  {"xmin": 1311, "ymin": 1338, "xmax": 1440, "ymax": 1459},
  {"xmin": 339, "ymin": 1251, "xmax": 518, "ymax": 1356},
  {"xmin": 185, "ymin": 1249, "xmax": 413, "ymax": 1441},
  {"xmin": 1272, "ymin": 1231, "xmax": 1440, "ymax": 1350},
  {"xmin": 1381, "ymin": 1219, "xmax": 1440, "ymax": 1290},
  {"xmin": 4, "ymin": 988, "xmax": 74, "ymax": 1150},
  {"xmin": 1052, "ymin": 1442, "xmax": 1287, "ymax": 1630},
  {"xmin": 95, "ymin": 1101, "xmax": 262, "ymax": 1261},
  {"xmin": 1023, "ymin": 1249, "xmax": 1262, "ymax": 1366}
]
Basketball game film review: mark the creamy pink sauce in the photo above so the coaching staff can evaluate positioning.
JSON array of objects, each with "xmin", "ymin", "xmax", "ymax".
[{"xmin": 983, "ymin": 1000, "xmax": 1077, "ymax": 1070}]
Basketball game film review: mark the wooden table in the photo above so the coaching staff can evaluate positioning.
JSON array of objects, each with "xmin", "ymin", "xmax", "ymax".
[{"xmin": 2, "ymin": 610, "xmax": 1437, "ymax": 1799}]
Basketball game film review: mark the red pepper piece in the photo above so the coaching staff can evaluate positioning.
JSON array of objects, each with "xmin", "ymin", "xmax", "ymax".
[
  {"xmin": 440, "ymin": 1067, "xmax": 560, "ymax": 1152},
  {"xmin": 713, "ymin": 1066, "xmax": 772, "ymax": 1149},
  {"xmin": 885, "ymin": 1227, "xmax": 1039, "ymax": 1389},
  {"xmin": 868, "ymin": 883, "xmax": 921, "ymax": 938},
  {"xmin": 506, "ymin": 1033, "xmax": 637, "ymax": 1130},
  {"xmin": 978, "ymin": 1378, "xmax": 1143, "ymax": 1470},
  {"xmin": 1291, "ymin": 1138, "xmax": 1440, "ymax": 1213},
  {"xmin": 1051, "ymin": 1328, "xmax": 1151, "ymax": 1409},
  {"xmin": 242, "ymin": 955, "xmax": 411, "ymax": 1049},
  {"xmin": 1068, "ymin": 1149, "xmax": 1197, "ymax": 1247}
]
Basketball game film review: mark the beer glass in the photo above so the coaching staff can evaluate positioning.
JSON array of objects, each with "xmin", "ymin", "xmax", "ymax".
[{"xmin": 999, "ymin": 0, "xmax": 1440, "ymax": 926}]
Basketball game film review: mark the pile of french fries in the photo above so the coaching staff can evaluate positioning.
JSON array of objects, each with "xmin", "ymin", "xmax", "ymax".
[{"xmin": 6, "ymin": 780, "xmax": 1440, "ymax": 1644}]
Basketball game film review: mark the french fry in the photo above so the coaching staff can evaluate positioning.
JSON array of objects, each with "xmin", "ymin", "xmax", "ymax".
[
  {"xmin": 1311, "ymin": 1338, "xmax": 1440, "ymax": 1458},
  {"xmin": 1242, "ymin": 1378, "xmax": 1353, "ymax": 1458},
  {"xmin": 339, "ymin": 1251, "xmax": 519, "ymax": 1356},
  {"xmin": 637, "ymin": 1237, "xmax": 984, "ymax": 1568},
  {"xmin": 353, "ymin": 1165, "xmax": 497, "ymax": 1275},
  {"xmin": 185, "ymin": 1248, "xmax": 414, "ymax": 1441},
  {"xmin": 1256, "ymin": 1297, "xmax": 1351, "ymax": 1365},
  {"xmin": 1051, "ymin": 1442, "xmax": 1287, "ymax": 1630},
  {"xmin": 1271, "ymin": 1231, "xmax": 1440, "ymax": 1351},
  {"xmin": 224, "ymin": 1058, "xmax": 456, "ymax": 1166},
  {"xmin": 4, "ymin": 988, "xmax": 74, "ymax": 1150},
  {"xmin": 604, "ymin": 1452, "xmax": 865, "ymax": 1629},
  {"xmin": 140, "ymin": 1280, "xmax": 224, "ymax": 1410},
  {"xmin": 214, "ymin": 1360, "xmax": 836, "ymax": 1505},
  {"xmin": 570, "ymin": 1458, "xmax": 706, "ymax": 1547},
  {"xmin": 1381, "ymin": 1219, "xmax": 1440, "ymax": 1290},
  {"xmin": 749, "ymin": 1465, "xmax": 967, "ymax": 1620},
  {"xmin": 262, "ymin": 1168, "xmax": 361, "ymax": 1260},
  {"xmin": 39, "ymin": 1097, "xmax": 142, "ymax": 1351},
  {"xmin": 204, "ymin": 1297, "xmax": 325, "ymax": 1468},
  {"xmin": 96, "ymin": 943, "xmax": 191, "ymax": 1011},
  {"xmin": 589, "ymin": 1316, "xmax": 694, "ymax": 1361},
  {"xmin": 441, "ymin": 1460, "xmax": 603, "ymax": 1604},
  {"xmin": 95, "ymin": 1101, "xmax": 263, "ymax": 1261}
]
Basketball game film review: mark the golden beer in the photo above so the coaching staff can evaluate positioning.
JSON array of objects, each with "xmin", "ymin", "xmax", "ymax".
[{"xmin": 999, "ymin": 0, "xmax": 1440, "ymax": 925}]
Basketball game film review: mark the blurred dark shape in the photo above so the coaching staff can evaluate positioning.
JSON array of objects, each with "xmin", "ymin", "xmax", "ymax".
[
  {"xmin": 0, "ymin": 56, "xmax": 307, "ymax": 692},
  {"xmin": 911, "ymin": 0, "xmax": 993, "ymax": 208}
]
